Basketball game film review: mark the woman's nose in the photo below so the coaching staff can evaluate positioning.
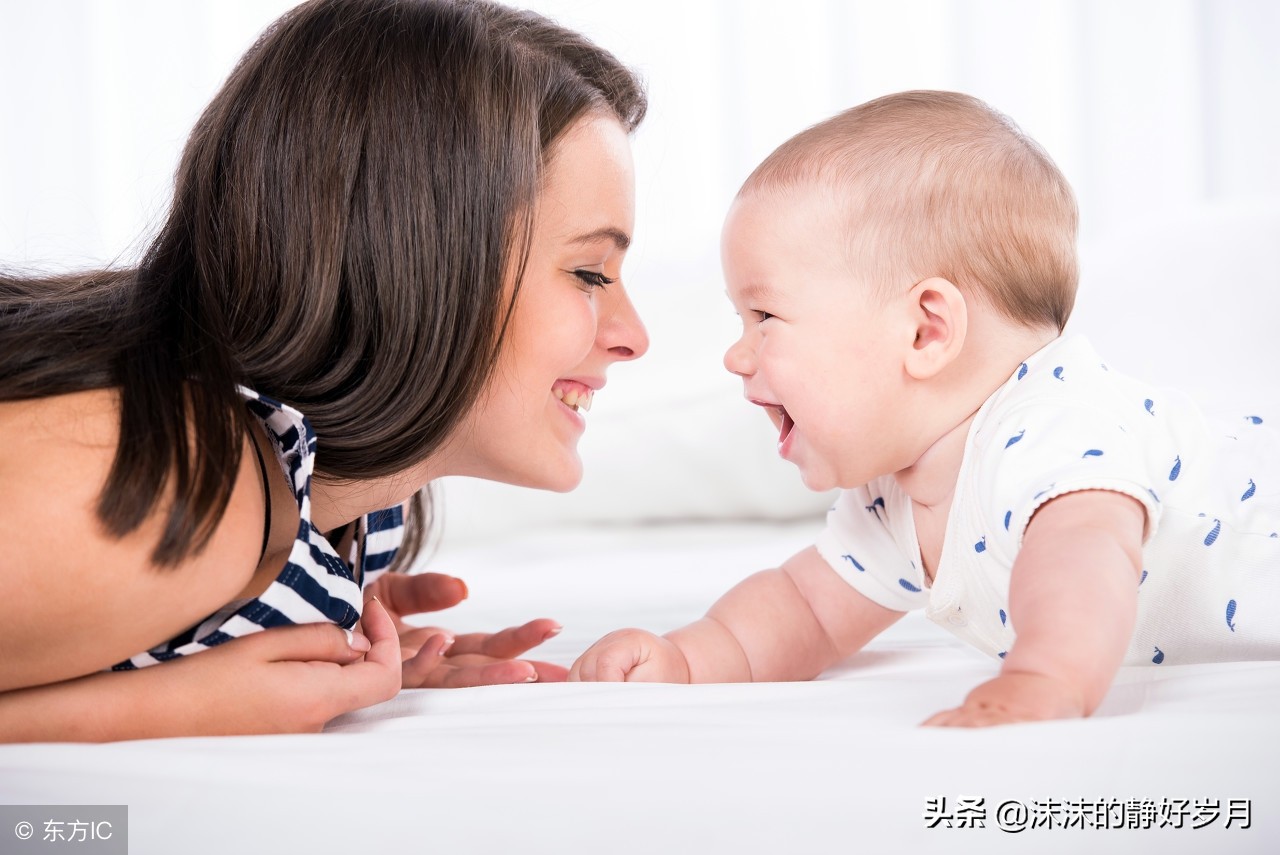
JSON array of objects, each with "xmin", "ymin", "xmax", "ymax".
[{"xmin": 601, "ymin": 286, "xmax": 649, "ymax": 360}]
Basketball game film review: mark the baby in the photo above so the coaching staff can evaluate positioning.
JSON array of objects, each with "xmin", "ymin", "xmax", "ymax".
[{"xmin": 569, "ymin": 91, "xmax": 1280, "ymax": 726}]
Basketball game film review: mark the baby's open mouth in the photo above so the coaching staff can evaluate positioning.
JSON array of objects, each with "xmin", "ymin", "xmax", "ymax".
[{"xmin": 777, "ymin": 406, "xmax": 795, "ymax": 445}]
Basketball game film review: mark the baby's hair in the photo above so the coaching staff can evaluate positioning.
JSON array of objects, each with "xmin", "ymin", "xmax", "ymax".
[{"xmin": 741, "ymin": 91, "xmax": 1078, "ymax": 331}]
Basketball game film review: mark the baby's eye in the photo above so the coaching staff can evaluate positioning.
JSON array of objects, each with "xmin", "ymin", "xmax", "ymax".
[
  {"xmin": 573, "ymin": 269, "xmax": 616, "ymax": 291},
  {"xmin": 755, "ymin": 310, "xmax": 774, "ymax": 322}
]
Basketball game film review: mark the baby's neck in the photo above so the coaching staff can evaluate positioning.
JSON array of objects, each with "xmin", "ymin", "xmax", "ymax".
[
  {"xmin": 894, "ymin": 319, "xmax": 1059, "ymax": 514},
  {"xmin": 895, "ymin": 321, "xmax": 1057, "ymax": 580},
  {"xmin": 894, "ymin": 411, "xmax": 976, "ymax": 511}
]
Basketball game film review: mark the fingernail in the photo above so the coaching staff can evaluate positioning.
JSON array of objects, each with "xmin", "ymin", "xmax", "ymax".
[
  {"xmin": 523, "ymin": 673, "xmax": 538, "ymax": 683},
  {"xmin": 348, "ymin": 632, "xmax": 371, "ymax": 652},
  {"xmin": 439, "ymin": 635, "xmax": 455, "ymax": 654},
  {"xmin": 455, "ymin": 578, "xmax": 469, "ymax": 600},
  {"xmin": 544, "ymin": 624, "xmax": 563, "ymax": 640}
]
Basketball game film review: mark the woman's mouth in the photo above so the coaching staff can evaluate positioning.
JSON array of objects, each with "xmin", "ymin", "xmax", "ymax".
[{"xmin": 553, "ymin": 380, "xmax": 595, "ymax": 412}]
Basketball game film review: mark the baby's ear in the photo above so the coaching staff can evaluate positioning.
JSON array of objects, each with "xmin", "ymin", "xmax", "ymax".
[{"xmin": 903, "ymin": 277, "xmax": 967, "ymax": 380}]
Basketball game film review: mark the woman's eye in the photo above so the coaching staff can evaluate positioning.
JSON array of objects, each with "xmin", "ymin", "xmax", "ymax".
[{"xmin": 573, "ymin": 269, "xmax": 616, "ymax": 290}]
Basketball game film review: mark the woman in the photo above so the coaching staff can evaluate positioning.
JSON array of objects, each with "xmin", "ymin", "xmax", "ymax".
[{"xmin": 0, "ymin": 0, "xmax": 648, "ymax": 741}]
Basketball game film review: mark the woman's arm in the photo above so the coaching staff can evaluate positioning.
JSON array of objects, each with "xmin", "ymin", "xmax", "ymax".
[
  {"xmin": 570, "ymin": 546, "xmax": 903, "ymax": 683},
  {"xmin": 924, "ymin": 489, "xmax": 1146, "ymax": 726},
  {"xmin": 0, "ymin": 600, "xmax": 402, "ymax": 743}
]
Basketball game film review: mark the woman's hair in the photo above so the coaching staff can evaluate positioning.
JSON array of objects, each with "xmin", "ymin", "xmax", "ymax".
[
  {"xmin": 0, "ymin": 0, "xmax": 646, "ymax": 568},
  {"xmin": 742, "ymin": 91, "xmax": 1077, "ymax": 332}
]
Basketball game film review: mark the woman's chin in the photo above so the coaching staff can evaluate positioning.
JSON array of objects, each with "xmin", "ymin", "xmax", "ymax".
[
  {"xmin": 542, "ymin": 460, "xmax": 584, "ymax": 492},
  {"xmin": 511, "ymin": 453, "xmax": 583, "ymax": 493}
]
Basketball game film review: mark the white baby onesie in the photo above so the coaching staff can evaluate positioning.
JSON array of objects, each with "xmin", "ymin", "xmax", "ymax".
[{"xmin": 816, "ymin": 335, "xmax": 1280, "ymax": 665}]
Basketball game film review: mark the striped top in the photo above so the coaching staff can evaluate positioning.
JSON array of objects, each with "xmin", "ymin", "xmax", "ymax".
[{"xmin": 112, "ymin": 387, "xmax": 405, "ymax": 670}]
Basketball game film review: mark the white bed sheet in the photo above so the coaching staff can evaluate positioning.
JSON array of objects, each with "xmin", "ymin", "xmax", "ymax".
[{"xmin": 2, "ymin": 520, "xmax": 1278, "ymax": 854}]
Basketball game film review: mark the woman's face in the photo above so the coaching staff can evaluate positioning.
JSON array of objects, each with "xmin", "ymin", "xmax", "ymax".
[{"xmin": 439, "ymin": 114, "xmax": 648, "ymax": 490}]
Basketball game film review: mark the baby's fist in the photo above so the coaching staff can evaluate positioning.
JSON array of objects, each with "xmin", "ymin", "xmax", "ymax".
[{"xmin": 568, "ymin": 629, "xmax": 691, "ymax": 683}]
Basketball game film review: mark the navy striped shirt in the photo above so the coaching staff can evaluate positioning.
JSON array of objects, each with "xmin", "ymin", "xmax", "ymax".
[{"xmin": 112, "ymin": 388, "xmax": 405, "ymax": 670}]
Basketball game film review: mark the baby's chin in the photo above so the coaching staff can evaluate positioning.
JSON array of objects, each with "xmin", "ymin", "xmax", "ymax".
[
  {"xmin": 795, "ymin": 464, "xmax": 841, "ymax": 494},
  {"xmin": 794, "ymin": 456, "xmax": 870, "ymax": 494}
]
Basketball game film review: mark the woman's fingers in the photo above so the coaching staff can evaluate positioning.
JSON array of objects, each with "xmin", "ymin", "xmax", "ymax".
[
  {"xmin": 369, "ymin": 572, "xmax": 468, "ymax": 616},
  {"xmin": 400, "ymin": 632, "xmax": 455, "ymax": 688},
  {"xmin": 401, "ymin": 645, "xmax": 567, "ymax": 688},
  {"xmin": 448, "ymin": 618, "xmax": 562, "ymax": 658},
  {"xmin": 240, "ymin": 621, "xmax": 369, "ymax": 665},
  {"xmin": 531, "ymin": 660, "xmax": 569, "ymax": 683},
  {"xmin": 334, "ymin": 598, "xmax": 402, "ymax": 705},
  {"xmin": 357, "ymin": 597, "xmax": 402, "ymax": 668},
  {"xmin": 424, "ymin": 660, "xmax": 535, "ymax": 691}
]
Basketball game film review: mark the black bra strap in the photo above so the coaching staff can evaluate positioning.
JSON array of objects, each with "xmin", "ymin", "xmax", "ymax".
[{"xmin": 250, "ymin": 435, "xmax": 273, "ymax": 565}]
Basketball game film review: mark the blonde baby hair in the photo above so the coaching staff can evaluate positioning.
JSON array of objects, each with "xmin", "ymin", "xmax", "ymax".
[{"xmin": 741, "ymin": 90, "xmax": 1078, "ymax": 331}]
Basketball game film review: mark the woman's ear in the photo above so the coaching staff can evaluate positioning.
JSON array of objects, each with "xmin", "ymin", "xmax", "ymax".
[{"xmin": 903, "ymin": 277, "xmax": 967, "ymax": 380}]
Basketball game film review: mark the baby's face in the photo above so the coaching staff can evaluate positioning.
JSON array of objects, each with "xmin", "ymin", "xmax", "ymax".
[{"xmin": 721, "ymin": 188, "xmax": 918, "ymax": 491}]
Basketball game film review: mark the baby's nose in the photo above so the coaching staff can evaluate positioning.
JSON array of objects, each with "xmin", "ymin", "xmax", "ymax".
[{"xmin": 723, "ymin": 336, "xmax": 755, "ymax": 377}]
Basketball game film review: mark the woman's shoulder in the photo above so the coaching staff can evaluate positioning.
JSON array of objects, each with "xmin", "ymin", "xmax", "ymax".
[
  {"xmin": 0, "ymin": 389, "xmax": 269, "ymax": 689},
  {"xmin": 0, "ymin": 386, "xmax": 120, "ymax": 440},
  {"xmin": 0, "ymin": 389, "xmax": 125, "ymax": 516}
]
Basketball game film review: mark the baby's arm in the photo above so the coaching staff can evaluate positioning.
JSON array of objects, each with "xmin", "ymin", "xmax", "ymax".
[
  {"xmin": 569, "ymin": 546, "xmax": 903, "ymax": 683},
  {"xmin": 924, "ymin": 490, "xmax": 1145, "ymax": 726}
]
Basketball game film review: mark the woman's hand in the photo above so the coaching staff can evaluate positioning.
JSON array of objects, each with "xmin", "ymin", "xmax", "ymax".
[
  {"xmin": 363, "ymin": 572, "xmax": 568, "ymax": 688},
  {"xmin": 169, "ymin": 596, "xmax": 403, "ymax": 734},
  {"xmin": 0, "ymin": 599, "xmax": 402, "ymax": 742}
]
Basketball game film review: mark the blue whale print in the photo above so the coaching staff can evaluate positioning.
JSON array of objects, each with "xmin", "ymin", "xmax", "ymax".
[
  {"xmin": 1082, "ymin": 449, "xmax": 1104, "ymax": 459},
  {"xmin": 1226, "ymin": 599, "xmax": 1238, "ymax": 632},
  {"xmin": 1003, "ymin": 510, "xmax": 1012, "ymax": 531},
  {"xmin": 899, "ymin": 579, "xmax": 922, "ymax": 593},
  {"xmin": 1169, "ymin": 456, "xmax": 1182, "ymax": 481},
  {"xmin": 1246, "ymin": 415, "xmax": 1264, "ymax": 425},
  {"xmin": 1242, "ymin": 479, "xmax": 1256, "ymax": 502},
  {"xmin": 1005, "ymin": 429, "xmax": 1026, "ymax": 449},
  {"xmin": 1144, "ymin": 399, "xmax": 1155, "ymax": 415},
  {"xmin": 865, "ymin": 496, "xmax": 886, "ymax": 521},
  {"xmin": 1140, "ymin": 570, "xmax": 1148, "ymax": 586},
  {"xmin": 1204, "ymin": 519, "xmax": 1221, "ymax": 546},
  {"xmin": 1053, "ymin": 366, "xmax": 1065, "ymax": 381},
  {"xmin": 1152, "ymin": 647, "xmax": 1165, "ymax": 664},
  {"xmin": 974, "ymin": 536, "xmax": 987, "ymax": 553},
  {"xmin": 999, "ymin": 608, "xmax": 1007, "ymax": 627},
  {"xmin": 841, "ymin": 554, "xmax": 866, "ymax": 572},
  {"xmin": 1017, "ymin": 363, "xmax": 1028, "ymax": 380}
]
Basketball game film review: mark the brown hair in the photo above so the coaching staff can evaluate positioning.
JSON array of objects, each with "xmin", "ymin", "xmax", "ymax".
[
  {"xmin": 742, "ymin": 90, "xmax": 1077, "ymax": 331},
  {"xmin": 0, "ymin": 0, "xmax": 646, "ymax": 567}
]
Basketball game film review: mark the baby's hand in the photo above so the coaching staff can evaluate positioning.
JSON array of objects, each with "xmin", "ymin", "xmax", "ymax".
[
  {"xmin": 568, "ymin": 629, "xmax": 691, "ymax": 683},
  {"xmin": 921, "ymin": 671, "xmax": 1086, "ymax": 727}
]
